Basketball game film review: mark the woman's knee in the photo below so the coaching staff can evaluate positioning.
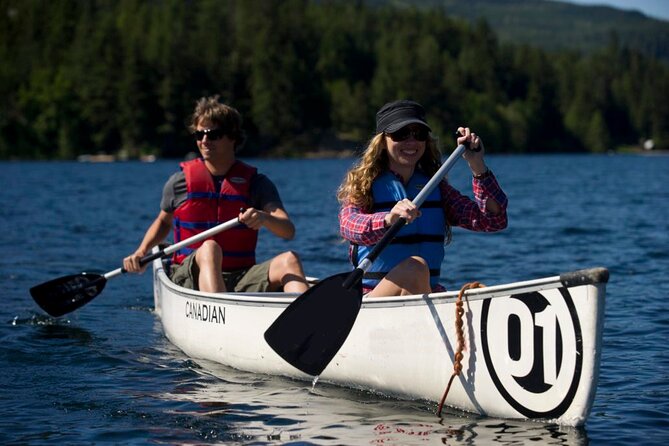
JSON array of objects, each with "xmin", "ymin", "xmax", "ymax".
[
  {"xmin": 395, "ymin": 256, "xmax": 430, "ymax": 285},
  {"xmin": 371, "ymin": 256, "xmax": 430, "ymax": 297},
  {"xmin": 400, "ymin": 256, "xmax": 429, "ymax": 275}
]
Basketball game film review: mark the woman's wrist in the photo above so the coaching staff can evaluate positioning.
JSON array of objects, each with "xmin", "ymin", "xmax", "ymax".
[{"xmin": 473, "ymin": 167, "xmax": 491, "ymax": 179}]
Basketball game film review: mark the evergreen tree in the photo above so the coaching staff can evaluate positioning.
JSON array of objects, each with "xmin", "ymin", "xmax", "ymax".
[{"xmin": 1, "ymin": 0, "xmax": 668, "ymax": 158}]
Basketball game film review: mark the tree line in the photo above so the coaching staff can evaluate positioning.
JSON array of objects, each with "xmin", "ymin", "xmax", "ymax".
[{"xmin": 1, "ymin": 0, "xmax": 668, "ymax": 160}]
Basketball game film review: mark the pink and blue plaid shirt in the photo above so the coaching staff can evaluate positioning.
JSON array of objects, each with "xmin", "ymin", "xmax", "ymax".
[{"xmin": 339, "ymin": 170, "xmax": 508, "ymax": 291}]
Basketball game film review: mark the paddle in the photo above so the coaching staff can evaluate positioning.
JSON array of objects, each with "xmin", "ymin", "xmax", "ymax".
[
  {"xmin": 30, "ymin": 216, "xmax": 241, "ymax": 317},
  {"xmin": 264, "ymin": 141, "xmax": 471, "ymax": 376}
]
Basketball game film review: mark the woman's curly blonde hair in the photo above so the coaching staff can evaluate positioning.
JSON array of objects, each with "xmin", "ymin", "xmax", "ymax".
[{"xmin": 337, "ymin": 132, "xmax": 442, "ymax": 211}]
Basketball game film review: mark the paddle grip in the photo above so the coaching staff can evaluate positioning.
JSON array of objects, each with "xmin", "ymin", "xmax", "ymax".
[
  {"xmin": 454, "ymin": 130, "xmax": 479, "ymax": 152},
  {"xmin": 118, "ymin": 249, "xmax": 166, "ymax": 274},
  {"xmin": 138, "ymin": 249, "xmax": 166, "ymax": 267}
]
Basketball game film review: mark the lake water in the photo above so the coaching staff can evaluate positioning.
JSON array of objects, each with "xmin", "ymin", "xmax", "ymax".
[{"xmin": 1, "ymin": 153, "xmax": 667, "ymax": 445}]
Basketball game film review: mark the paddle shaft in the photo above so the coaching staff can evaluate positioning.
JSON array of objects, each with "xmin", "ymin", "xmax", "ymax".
[
  {"xmin": 342, "ymin": 143, "xmax": 467, "ymax": 289},
  {"xmin": 104, "ymin": 217, "xmax": 241, "ymax": 280},
  {"xmin": 264, "ymin": 141, "xmax": 472, "ymax": 375}
]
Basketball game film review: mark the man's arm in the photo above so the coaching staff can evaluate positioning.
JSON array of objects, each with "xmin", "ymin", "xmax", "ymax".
[
  {"xmin": 123, "ymin": 210, "xmax": 174, "ymax": 272},
  {"xmin": 239, "ymin": 204, "xmax": 295, "ymax": 240},
  {"xmin": 243, "ymin": 173, "xmax": 296, "ymax": 240}
]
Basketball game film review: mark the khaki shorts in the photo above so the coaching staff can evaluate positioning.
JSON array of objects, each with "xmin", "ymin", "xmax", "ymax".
[{"xmin": 170, "ymin": 252, "xmax": 272, "ymax": 292}]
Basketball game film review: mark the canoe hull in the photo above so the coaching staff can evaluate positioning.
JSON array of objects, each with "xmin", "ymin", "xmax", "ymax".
[{"xmin": 153, "ymin": 260, "xmax": 606, "ymax": 426}]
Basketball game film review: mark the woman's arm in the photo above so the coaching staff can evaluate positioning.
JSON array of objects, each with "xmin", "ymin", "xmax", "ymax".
[
  {"xmin": 441, "ymin": 174, "xmax": 508, "ymax": 232},
  {"xmin": 339, "ymin": 204, "xmax": 388, "ymax": 245}
]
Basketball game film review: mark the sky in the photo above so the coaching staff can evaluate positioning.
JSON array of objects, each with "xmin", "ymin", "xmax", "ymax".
[{"xmin": 561, "ymin": 0, "xmax": 669, "ymax": 21}]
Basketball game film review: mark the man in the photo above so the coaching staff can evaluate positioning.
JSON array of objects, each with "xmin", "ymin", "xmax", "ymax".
[{"xmin": 123, "ymin": 96, "xmax": 309, "ymax": 294}]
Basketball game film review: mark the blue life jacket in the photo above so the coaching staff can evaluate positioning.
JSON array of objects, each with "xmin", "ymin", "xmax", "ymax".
[{"xmin": 352, "ymin": 170, "xmax": 446, "ymax": 289}]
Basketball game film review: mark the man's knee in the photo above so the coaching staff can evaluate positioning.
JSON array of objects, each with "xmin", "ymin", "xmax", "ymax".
[
  {"xmin": 275, "ymin": 250, "xmax": 303, "ymax": 272},
  {"xmin": 195, "ymin": 240, "xmax": 222, "ymax": 263}
]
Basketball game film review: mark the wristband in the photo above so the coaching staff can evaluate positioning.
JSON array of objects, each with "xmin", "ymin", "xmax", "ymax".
[{"xmin": 473, "ymin": 168, "xmax": 491, "ymax": 180}]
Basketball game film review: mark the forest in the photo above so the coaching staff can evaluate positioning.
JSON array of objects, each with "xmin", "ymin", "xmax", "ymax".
[{"xmin": 1, "ymin": 0, "xmax": 668, "ymax": 159}]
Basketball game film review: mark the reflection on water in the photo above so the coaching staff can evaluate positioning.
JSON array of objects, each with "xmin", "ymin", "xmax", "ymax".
[{"xmin": 153, "ymin": 353, "xmax": 588, "ymax": 445}]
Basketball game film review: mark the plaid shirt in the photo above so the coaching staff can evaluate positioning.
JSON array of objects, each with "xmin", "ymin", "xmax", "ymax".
[{"xmin": 339, "ymin": 170, "xmax": 508, "ymax": 247}]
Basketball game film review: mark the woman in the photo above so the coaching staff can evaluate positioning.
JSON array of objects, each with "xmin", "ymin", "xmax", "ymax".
[{"xmin": 337, "ymin": 99, "xmax": 508, "ymax": 297}]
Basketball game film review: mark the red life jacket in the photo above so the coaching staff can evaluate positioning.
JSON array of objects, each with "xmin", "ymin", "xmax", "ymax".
[{"xmin": 172, "ymin": 159, "xmax": 258, "ymax": 270}]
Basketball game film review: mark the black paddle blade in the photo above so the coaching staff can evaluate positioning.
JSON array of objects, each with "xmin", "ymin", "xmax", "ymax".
[
  {"xmin": 29, "ymin": 273, "xmax": 107, "ymax": 317},
  {"xmin": 264, "ymin": 272, "xmax": 363, "ymax": 376}
]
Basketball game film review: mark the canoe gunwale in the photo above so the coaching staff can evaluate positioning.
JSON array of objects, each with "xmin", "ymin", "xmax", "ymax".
[{"xmin": 155, "ymin": 261, "xmax": 608, "ymax": 308}]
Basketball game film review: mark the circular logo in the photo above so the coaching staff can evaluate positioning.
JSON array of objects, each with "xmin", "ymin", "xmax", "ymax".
[{"xmin": 481, "ymin": 288, "xmax": 582, "ymax": 419}]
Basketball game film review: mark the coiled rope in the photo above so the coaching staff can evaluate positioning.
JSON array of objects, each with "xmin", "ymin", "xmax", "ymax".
[{"xmin": 436, "ymin": 281, "xmax": 485, "ymax": 417}]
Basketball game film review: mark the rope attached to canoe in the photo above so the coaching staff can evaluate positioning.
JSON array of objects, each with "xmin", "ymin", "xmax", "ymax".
[{"xmin": 436, "ymin": 281, "xmax": 485, "ymax": 417}]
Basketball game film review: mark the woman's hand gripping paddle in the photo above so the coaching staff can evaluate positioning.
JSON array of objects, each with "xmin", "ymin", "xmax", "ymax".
[
  {"xmin": 264, "ymin": 142, "xmax": 469, "ymax": 376},
  {"xmin": 29, "ymin": 217, "xmax": 241, "ymax": 317}
]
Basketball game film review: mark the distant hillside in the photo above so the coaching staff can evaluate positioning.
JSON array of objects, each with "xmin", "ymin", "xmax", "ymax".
[{"xmin": 369, "ymin": 0, "xmax": 669, "ymax": 62}]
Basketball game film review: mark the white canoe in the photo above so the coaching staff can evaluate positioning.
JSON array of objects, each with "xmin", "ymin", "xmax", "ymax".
[{"xmin": 152, "ymin": 257, "xmax": 607, "ymax": 426}]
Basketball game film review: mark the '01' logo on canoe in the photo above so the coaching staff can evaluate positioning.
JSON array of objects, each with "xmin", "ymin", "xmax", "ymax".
[{"xmin": 481, "ymin": 288, "xmax": 582, "ymax": 419}]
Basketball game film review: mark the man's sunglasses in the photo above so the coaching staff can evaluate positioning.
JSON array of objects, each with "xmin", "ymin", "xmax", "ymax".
[
  {"xmin": 193, "ymin": 128, "xmax": 226, "ymax": 141},
  {"xmin": 387, "ymin": 126, "xmax": 430, "ymax": 142}
]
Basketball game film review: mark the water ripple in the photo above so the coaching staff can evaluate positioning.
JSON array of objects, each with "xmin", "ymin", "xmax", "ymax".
[{"xmin": 1, "ymin": 156, "xmax": 668, "ymax": 445}]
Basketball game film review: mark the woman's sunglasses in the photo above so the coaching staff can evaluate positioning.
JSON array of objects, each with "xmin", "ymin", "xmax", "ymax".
[
  {"xmin": 193, "ymin": 128, "xmax": 226, "ymax": 141},
  {"xmin": 387, "ymin": 126, "xmax": 430, "ymax": 142}
]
